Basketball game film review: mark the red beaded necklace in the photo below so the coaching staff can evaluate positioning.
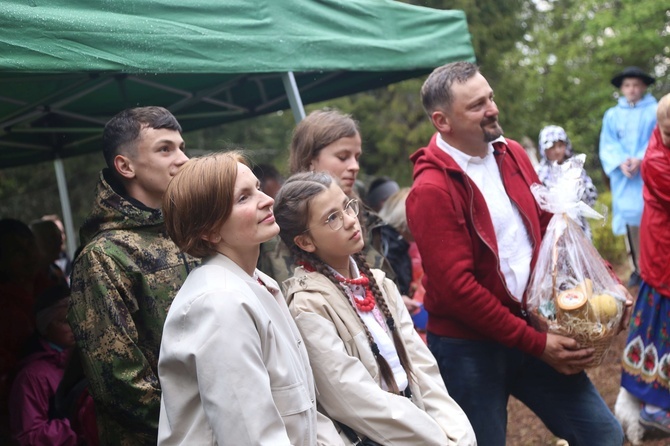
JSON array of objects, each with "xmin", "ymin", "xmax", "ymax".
[
  {"xmin": 298, "ymin": 261, "xmax": 376, "ymax": 312},
  {"xmin": 335, "ymin": 274, "xmax": 376, "ymax": 312}
]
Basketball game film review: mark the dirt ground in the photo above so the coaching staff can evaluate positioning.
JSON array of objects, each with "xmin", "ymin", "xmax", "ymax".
[{"xmin": 505, "ymin": 282, "xmax": 670, "ymax": 446}]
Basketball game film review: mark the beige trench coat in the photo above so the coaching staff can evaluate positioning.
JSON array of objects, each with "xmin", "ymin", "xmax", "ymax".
[
  {"xmin": 158, "ymin": 254, "xmax": 343, "ymax": 445},
  {"xmin": 284, "ymin": 267, "xmax": 477, "ymax": 446}
]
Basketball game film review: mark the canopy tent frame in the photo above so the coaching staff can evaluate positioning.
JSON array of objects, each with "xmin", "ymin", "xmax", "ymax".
[{"xmin": 1, "ymin": 0, "xmax": 475, "ymax": 254}]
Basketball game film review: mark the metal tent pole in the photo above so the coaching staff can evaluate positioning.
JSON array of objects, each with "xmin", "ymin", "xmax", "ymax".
[
  {"xmin": 281, "ymin": 72, "xmax": 306, "ymax": 123},
  {"xmin": 53, "ymin": 156, "xmax": 77, "ymax": 258}
]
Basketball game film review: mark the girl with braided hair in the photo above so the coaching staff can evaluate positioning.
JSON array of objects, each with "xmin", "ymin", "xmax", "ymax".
[{"xmin": 274, "ymin": 172, "xmax": 476, "ymax": 446}]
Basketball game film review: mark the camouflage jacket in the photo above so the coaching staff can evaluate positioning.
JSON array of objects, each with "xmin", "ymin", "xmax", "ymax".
[
  {"xmin": 68, "ymin": 170, "xmax": 198, "ymax": 446},
  {"xmin": 259, "ymin": 208, "xmax": 396, "ymax": 289}
]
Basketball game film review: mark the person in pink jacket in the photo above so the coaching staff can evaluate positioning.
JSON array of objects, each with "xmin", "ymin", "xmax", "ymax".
[
  {"xmin": 406, "ymin": 61, "xmax": 629, "ymax": 446},
  {"xmin": 9, "ymin": 283, "xmax": 78, "ymax": 446}
]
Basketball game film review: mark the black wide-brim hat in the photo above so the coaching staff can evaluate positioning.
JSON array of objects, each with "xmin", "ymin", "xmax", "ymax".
[{"xmin": 611, "ymin": 66, "xmax": 655, "ymax": 88}]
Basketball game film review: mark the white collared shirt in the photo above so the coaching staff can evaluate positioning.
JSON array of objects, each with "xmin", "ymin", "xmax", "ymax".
[
  {"xmin": 332, "ymin": 259, "xmax": 408, "ymax": 392},
  {"xmin": 436, "ymin": 134, "xmax": 533, "ymax": 301}
]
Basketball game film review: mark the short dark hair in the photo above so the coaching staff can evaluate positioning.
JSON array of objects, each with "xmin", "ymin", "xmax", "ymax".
[
  {"xmin": 421, "ymin": 61, "xmax": 480, "ymax": 116},
  {"xmin": 0, "ymin": 218, "xmax": 36, "ymax": 281},
  {"xmin": 252, "ymin": 163, "xmax": 282, "ymax": 184},
  {"xmin": 102, "ymin": 106, "xmax": 182, "ymax": 171},
  {"xmin": 366, "ymin": 176, "xmax": 399, "ymax": 211},
  {"xmin": 0, "ymin": 219, "xmax": 33, "ymax": 258}
]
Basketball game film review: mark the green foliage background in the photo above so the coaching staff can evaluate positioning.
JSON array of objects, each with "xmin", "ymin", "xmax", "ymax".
[
  {"xmin": 589, "ymin": 191, "xmax": 627, "ymax": 266},
  {"xmin": 1, "ymin": 0, "xmax": 668, "ymax": 264}
]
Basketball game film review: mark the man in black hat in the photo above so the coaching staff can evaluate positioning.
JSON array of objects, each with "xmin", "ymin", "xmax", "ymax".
[{"xmin": 599, "ymin": 66, "xmax": 657, "ymax": 286}]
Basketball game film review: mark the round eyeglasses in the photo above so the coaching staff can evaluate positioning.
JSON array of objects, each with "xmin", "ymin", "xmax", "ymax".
[{"xmin": 304, "ymin": 198, "xmax": 360, "ymax": 233}]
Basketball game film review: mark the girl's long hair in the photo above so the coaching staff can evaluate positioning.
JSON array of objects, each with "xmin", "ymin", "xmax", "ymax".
[{"xmin": 274, "ymin": 172, "xmax": 413, "ymax": 393}]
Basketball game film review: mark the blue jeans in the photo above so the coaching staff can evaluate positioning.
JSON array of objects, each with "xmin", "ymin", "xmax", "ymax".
[{"xmin": 428, "ymin": 334, "xmax": 623, "ymax": 446}]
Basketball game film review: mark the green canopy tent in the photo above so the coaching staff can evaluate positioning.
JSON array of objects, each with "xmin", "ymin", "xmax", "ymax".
[{"xmin": 0, "ymin": 0, "xmax": 474, "ymax": 254}]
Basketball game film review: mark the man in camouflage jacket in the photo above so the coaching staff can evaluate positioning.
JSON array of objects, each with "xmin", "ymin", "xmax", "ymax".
[{"xmin": 68, "ymin": 107, "xmax": 198, "ymax": 446}]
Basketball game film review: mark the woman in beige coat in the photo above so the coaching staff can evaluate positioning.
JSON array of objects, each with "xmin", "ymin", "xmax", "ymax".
[
  {"xmin": 157, "ymin": 153, "xmax": 342, "ymax": 446},
  {"xmin": 274, "ymin": 172, "xmax": 476, "ymax": 446}
]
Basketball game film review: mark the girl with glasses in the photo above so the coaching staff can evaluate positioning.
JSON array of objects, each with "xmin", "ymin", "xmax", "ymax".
[{"xmin": 274, "ymin": 171, "xmax": 476, "ymax": 446}]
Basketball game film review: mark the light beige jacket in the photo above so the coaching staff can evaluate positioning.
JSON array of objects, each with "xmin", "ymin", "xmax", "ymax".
[
  {"xmin": 284, "ymin": 267, "xmax": 477, "ymax": 446},
  {"xmin": 158, "ymin": 254, "xmax": 343, "ymax": 446}
]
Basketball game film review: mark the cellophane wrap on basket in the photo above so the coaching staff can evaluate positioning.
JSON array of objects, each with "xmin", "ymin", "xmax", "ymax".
[{"xmin": 527, "ymin": 155, "xmax": 625, "ymax": 368}]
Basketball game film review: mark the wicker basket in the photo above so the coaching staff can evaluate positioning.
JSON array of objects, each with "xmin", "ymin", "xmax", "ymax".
[
  {"xmin": 530, "ymin": 217, "xmax": 619, "ymax": 368},
  {"xmin": 544, "ymin": 321, "xmax": 616, "ymax": 368}
]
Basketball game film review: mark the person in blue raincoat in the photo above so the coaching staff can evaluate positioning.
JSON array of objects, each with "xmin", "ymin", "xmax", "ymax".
[{"xmin": 599, "ymin": 66, "xmax": 657, "ymax": 286}]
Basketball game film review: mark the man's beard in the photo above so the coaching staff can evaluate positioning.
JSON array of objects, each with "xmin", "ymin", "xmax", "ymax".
[{"xmin": 481, "ymin": 117, "xmax": 503, "ymax": 143}]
